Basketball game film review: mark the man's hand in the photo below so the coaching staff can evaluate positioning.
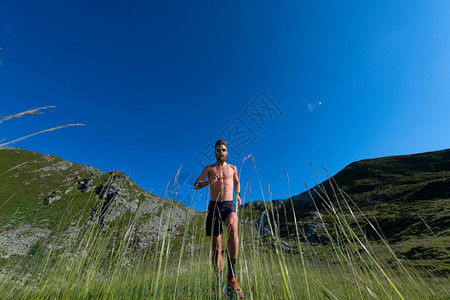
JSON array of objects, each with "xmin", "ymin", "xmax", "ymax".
[
  {"xmin": 194, "ymin": 173, "xmax": 219, "ymax": 189},
  {"xmin": 236, "ymin": 194, "xmax": 242, "ymax": 206},
  {"xmin": 209, "ymin": 173, "xmax": 219, "ymax": 185}
]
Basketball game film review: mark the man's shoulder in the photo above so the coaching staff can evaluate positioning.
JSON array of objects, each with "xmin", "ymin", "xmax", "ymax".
[
  {"xmin": 204, "ymin": 163, "xmax": 216, "ymax": 170},
  {"xmin": 228, "ymin": 164, "xmax": 237, "ymax": 170}
]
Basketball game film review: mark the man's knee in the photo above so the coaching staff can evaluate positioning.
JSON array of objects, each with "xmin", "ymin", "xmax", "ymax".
[
  {"xmin": 226, "ymin": 213, "xmax": 238, "ymax": 235},
  {"xmin": 227, "ymin": 222, "xmax": 238, "ymax": 234}
]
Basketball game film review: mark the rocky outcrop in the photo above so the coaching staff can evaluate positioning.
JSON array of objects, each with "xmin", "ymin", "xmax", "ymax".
[
  {"xmin": 134, "ymin": 204, "xmax": 190, "ymax": 249},
  {"xmin": 302, "ymin": 222, "xmax": 327, "ymax": 244},
  {"xmin": 43, "ymin": 191, "xmax": 62, "ymax": 205},
  {"xmin": 0, "ymin": 225, "xmax": 51, "ymax": 258},
  {"xmin": 35, "ymin": 161, "xmax": 74, "ymax": 175},
  {"xmin": 77, "ymin": 178, "xmax": 93, "ymax": 193},
  {"xmin": 92, "ymin": 172, "xmax": 135, "ymax": 224}
]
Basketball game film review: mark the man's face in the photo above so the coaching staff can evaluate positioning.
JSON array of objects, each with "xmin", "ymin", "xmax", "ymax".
[{"xmin": 215, "ymin": 145, "xmax": 228, "ymax": 163}]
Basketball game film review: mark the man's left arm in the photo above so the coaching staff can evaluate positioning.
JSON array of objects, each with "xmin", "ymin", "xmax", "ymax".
[{"xmin": 233, "ymin": 165, "xmax": 241, "ymax": 206}]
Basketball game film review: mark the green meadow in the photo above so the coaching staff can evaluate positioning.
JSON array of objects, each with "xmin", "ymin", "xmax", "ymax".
[{"xmin": 1, "ymin": 164, "xmax": 448, "ymax": 300}]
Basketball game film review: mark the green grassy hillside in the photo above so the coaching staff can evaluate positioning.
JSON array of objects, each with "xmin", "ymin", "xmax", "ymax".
[
  {"xmin": 241, "ymin": 149, "xmax": 450, "ymax": 275},
  {"xmin": 0, "ymin": 147, "xmax": 203, "ymax": 258}
]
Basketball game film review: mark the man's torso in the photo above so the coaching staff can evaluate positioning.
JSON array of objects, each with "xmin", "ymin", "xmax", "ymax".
[{"xmin": 208, "ymin": 163, "xmax": 235, "ymax": 201}]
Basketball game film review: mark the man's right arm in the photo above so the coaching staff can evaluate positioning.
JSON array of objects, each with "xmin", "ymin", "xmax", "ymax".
[{"xmin": 194, "ymin": 166, "xmax": 210, "ymax": 190}]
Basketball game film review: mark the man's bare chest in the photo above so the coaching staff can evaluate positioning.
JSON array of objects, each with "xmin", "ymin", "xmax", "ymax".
[{"xmin": 210, "ymin": 166, "xmax": 234, "ymax": 182}]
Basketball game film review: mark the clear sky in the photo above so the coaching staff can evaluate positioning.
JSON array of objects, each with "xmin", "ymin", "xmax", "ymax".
[{"xmin": 1, "ymin": 1, "xmax": 449, "ymax": 210}]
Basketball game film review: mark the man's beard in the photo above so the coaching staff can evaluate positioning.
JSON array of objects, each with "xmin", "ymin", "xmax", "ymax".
[{"xmin": 216, "ymin": 154, "xmax": 227, "ymax": 163}]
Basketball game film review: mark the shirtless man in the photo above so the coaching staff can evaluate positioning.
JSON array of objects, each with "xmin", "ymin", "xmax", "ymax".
[{"xmin": 194, "ymin": 139, "xmax": 244, "ymax": 297}]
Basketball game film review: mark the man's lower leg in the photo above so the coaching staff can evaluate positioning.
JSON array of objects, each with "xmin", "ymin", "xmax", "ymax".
[
  {"xmin": 227, "ymin": 237, "xmax": 238, "ymax": 281},
  {"xmin": 213, "ymin": 250, "xmax": 223, "ymax": 273},
  {"xmin": 212, "ymin": 236, "xmax": 223, "ymax": 272},
  {"xmin": 227, "ymin": 256, "xmax": 236, "ymax": 280},
  {"xmin": 226, "ymin": 214, "xmax": 239, "ymax": 280}
]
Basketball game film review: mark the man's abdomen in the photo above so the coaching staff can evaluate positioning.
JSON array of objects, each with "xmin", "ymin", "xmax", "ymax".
[{"xmin": 210, "ymin": 182, "xmax": 234, "ymax": 201}]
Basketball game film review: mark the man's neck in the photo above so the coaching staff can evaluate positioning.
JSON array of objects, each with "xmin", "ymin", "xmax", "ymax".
[{"xmin": 216, "ymin": 161, "xmax": 226, "ymax": 167}]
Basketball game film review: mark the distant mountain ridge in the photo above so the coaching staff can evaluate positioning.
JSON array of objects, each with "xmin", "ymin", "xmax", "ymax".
[
  {"xmin": 286, "ymin": 148, "xmax": 450, "ymax": 203},
  {"xmin": 322, "ymin": 148, "xmax": 450, "ymax": 202}
]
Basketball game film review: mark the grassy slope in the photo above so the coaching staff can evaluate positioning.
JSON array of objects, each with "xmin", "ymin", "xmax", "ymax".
[
  {"xmin": 0, "ymin": 148, "xmax": 102, "ymax": 229},
  {"xmin": 0, "ymin": 147, "xmax": 204, "ymax": 257},
  {"xmin": 327, "ymin": 149, "xmax": 450, "ymax": 274},
  {"xmin": 241, "ymin": 149, "xmax": 450, "ymax": 275}
]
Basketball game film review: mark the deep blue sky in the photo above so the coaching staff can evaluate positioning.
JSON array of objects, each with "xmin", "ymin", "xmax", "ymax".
[{"xmin": 1, "ymin": 1, "xmax": 449, "ymax": 210}]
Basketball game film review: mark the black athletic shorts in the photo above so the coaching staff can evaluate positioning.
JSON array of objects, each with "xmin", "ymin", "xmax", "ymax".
[{"xmin": 206, "ymin": 201, "xmax": 236, "ymax": 236}]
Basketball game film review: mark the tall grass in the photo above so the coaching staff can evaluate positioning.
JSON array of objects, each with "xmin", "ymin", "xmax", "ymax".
[{"xmin": 0, "ymin": 157, "xmax": 448, "ymax": 299}]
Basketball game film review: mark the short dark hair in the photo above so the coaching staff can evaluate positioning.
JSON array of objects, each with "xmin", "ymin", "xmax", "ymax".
[{"xmin": 215, "ymin": 139, "xmax": 228, "ymax": 148}]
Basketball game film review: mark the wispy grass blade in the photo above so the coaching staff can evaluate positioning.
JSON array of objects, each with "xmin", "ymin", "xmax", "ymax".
[
  {"xmin": 0, "ymin": 106, "xmax": 55, "ymax": 124},
  {"xmin": 0, "ymin": 124, "xmax": 85, "ymax": 148}
]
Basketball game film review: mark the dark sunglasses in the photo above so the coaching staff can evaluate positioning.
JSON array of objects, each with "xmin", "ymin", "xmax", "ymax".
[{"xmin": 216, "ymin": 148, "xmax": 227, "ymax": 152}]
